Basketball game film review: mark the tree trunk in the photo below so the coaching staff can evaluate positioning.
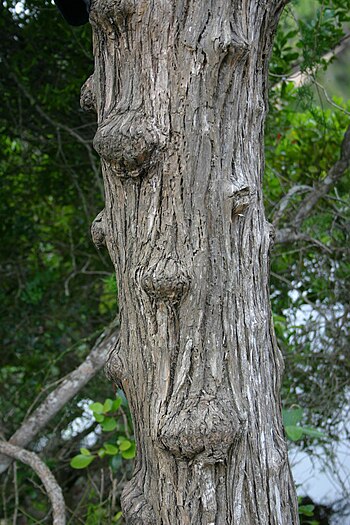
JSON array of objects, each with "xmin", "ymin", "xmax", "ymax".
[{"xmin": 83, "ymin": 0, "xmax": 299, "ymax": 523}]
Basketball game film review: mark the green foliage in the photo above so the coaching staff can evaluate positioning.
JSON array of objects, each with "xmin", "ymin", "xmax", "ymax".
[
  {"xmin": 0, "ymin": 0, "xmax": 349, "ymax": 522},
  {"xmin": 298, "ymin": 496, "xmax": 317, "ymax": 524},
  {"xmin": 283, "ymin": 407, "xmax": 326, "ymax": 442},
  {"xmin": 70, "ymin": 396, "xmax": 136, "ymax": 471}
]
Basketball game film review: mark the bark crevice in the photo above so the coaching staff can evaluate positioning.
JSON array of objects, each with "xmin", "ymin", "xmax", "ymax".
[{"xmin": 87, "ymin": 1, "xmax": 300, "ymax": 523}]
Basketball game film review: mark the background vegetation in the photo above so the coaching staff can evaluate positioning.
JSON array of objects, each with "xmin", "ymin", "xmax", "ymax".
[{"xmin": 0, "ymin": 0, "xmax": 349, "ymax": 523}]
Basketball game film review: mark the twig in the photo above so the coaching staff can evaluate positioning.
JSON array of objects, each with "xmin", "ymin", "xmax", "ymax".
[
  {"xmin": 271, "ymin": 31, "xmax": 350, "ymax": 88},
  {"xmin": 275, "ymin": 123, "xmax": 350, "ymax": 244},
  {"xmin": 313, "ymin": 80, "xmax": 350, "ymax": 117},
  {"xmin": 293, "ymin": 123, "xmax": 350, "ymax": 229},
  {"xmin": 272, "ymin": 184, "xmax": 311, "ymax": 226},
  {"xmin": 274, "ymin": 229, "xmax": 332, "ymax": 252},
  {"xmin": 12, "ymin": 462, "xmax": 19, "ymax": 525},
  {"xmin": 0, "ymin": 442, "xmax": 66, "ymax": 525}
]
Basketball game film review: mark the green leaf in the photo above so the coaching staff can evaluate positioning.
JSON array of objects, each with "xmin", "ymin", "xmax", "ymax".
[
  {"xmin": 121, "ymin": 442, "xmax": 136, "ymax": 459},
  {"xmin": 101, "ymin": 417, "xmax": 118, "ymax": 432},
  {"xmin": 119, "ymin": 439, "xmax": 132, "ymax": 452},
  {"xmin": 104, "ymin": 443, "xmax": 119, "ymax": 455},
  {"xmin": 94, "ymin": 413, "xmax": 104, "ymax": 423},
  {"xmin": 285, "ymin": 425, "xmax": 304, "ymax": 441},
  {"xmin": 112, "ymin": 511, "xmax": 123, "ymax": 522},
  {"xmin": 80, "ymin": 448, "xmax": 91, "ymax": 456},
  {"xmin": 70, "ymin": 454, "xmax": 94, "ymax": 469},
  {"xmin": 299, "ymin": 504, "xmax": 315, "ymax": 516},
  {"xmin": 282, "ymin": 407, "xmax": 303, "ymax": 427},
  {"xmin": 89, "ymin": 402, "xmax": 104, "ymax": 414},
  {"xmin": 300, "ymin": 426, "xmax": 326, "ymax": 438},
  {"xmin": 98, "ymin": 448, "xmax": 107, "ymax": 458},
  {"xmin": 111, "ymin": 455, "xmax": 123, "ymax": 471},
  {"xmin": 112, "ymin": 397, "xmax": 122, "ymax": 411},
  {"xmin": 103, "ymin": 398, "xmax": 114, "ymax": 413}
]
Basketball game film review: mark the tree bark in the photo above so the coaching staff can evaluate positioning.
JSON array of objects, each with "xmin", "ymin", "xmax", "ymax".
[{"xmin": 84, "ymin": 0, "xmax": 299, "ymax": 523}]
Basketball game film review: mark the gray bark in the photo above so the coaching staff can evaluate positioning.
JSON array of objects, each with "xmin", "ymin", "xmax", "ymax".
[
  {"xmin": 84, "ymin": 0, "xmax": 299, "ymax": 523},
  {"xmin": 0, "ymin": 442, "xmax": 66, "ymax": 525}
]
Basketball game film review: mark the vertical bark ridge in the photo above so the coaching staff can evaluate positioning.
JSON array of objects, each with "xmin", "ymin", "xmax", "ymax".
[{"xmin": 86, "ymin": 0, "xmax": 299, "ymax": 523}]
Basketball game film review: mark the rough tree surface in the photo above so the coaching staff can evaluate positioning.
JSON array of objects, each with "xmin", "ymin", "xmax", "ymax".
[{"xmin": 83, "ymin": 0, "xmax": 299, "ymax": 523}]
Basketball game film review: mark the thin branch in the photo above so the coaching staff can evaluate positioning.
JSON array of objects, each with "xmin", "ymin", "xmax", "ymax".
[
  {"xmin": 275, "ymin": 123, "xmax": 350, "ymax": 244},
  {"xmin": 274, "ymin": 229, "xmax": 332, "ymax": 252},
  {"xmin": 293, "ymin": 123, "xmax": 350, "ymax": 229},
  {"xmin": 271, "ymin": 31, "xmax": 350, "ymax": 88},
  {"xmin": 0, "ymin": 442, "xmax": 66, "ymax": 525},
  {"xmin": 0, "ymin": 320, "xmax": 119, "ymax": 475},
  {"xmin": 272, "ymin": 184, "xmax": 311, "ymax": 226},
  {"xmin": 12, "ymin": 462, "xmax": 18, "ymax": 525},
  {"xmin": 313, "ymin": 80, "xmax": 350, "ymax": 117}
]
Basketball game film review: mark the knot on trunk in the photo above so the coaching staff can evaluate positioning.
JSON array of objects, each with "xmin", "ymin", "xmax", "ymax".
[
  {"xmin": 80, "ymin": 75, "xmax": 96, "ymax": 113},
  {"xmin": 139, "ymin": 255, "xmax": 190, "ymax": 304},
  {"xmin": 121, "ymin": 473, "xmax": 155, "ymax": 525},
  {"xmin": 224, "ymin": 183, "xmax": 252, "ymax": 217},
  {"xmin": 267, "ymin": 221, "xmax": 276, "ymax": 249},
  {"xmin": 158, "ymin": 398, "xmax": 245, "ymax": 461},
  {"xmin": 91, "ymin": 209, "xmax": 106, "ymax": 248},
  {"xmin": 105, "ymin": 339, "xmax": 128, "ymax": 391},
  {"xmin": 89, "ymin": 0, "xmax": 132, "ymax": 32},
  {"xmin": 93, "ymin": 111, "xmax": 165, "ymax": 175}
]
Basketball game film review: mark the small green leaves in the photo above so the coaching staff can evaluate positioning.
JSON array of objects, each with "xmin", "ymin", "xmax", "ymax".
[
  {"xmin": 283, "ymin": 407, "xmax": 303, "ymax": 427},
  {"xmin": 89, "ymin": 396, "xmax": 122, "ymax": 429},
  {"xmin": 119, "ymin": 439, "xmax": 132, "ymax": 452},
  {"xmin": 283, "ymin": 407, "xmax": 326, "ymax": 442},
  {"xmin": 112, "ymin": 397, "xmax": 122, "ymax": 411},
  {"xmin": 101, "ymin": 417, "xmax": 118, "ymax": 432},
  {"xmin": 70, "ymin": 454, "xmax": 95, "ymax": 469},
  {"xmin": 112, "ymin": 511, "xmax": 123, "ymax": 522},
  {"xmin": 285, "ymin": 426, "xmax": 304, "ymax": 441},
  {"xmin": 103, "ymin": 398, "xmax": 114, "ymax": 412},
  {"xmin": 298, "ymin": 504, "xmax": 315, "ymax": 517},
  {"xmin": 80, "ymin": 448, "xmax": 91, "ymax": 456},
  {"xmin": 121, "ymin": 442, "xmax": 136, "ymax": 459},
  {"xmin": 298, "ymin": 497, "xmax": 316, "ymax": 519},
  {"xmin": 70, "ymin": 396, "xmax": 135, "ymax": 470},
  {"xmin": 104, "ymin": 443, "xmax": 119, "ymax": 455},
  {"xmin": 89, "ymin": 402, "xmax": 104, "ymax": 414},
  {"xmin": 299, "ymin": 427, "xmax": 326, "ymax": 439}
]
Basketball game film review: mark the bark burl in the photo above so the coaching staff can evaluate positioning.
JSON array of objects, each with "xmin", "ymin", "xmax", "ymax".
[{"xmin": 83, "ymin": 0, "xmax": 299, "ymax": 523}]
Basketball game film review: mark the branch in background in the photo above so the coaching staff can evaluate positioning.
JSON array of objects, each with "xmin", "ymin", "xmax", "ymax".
[
  {"xmin": 271, "ymin": 32, "xmax": 350, "ymax": 88},
  {"xmin": 289, "ymin": 33, "xmax": 350, "ymax": 88},
  {"xmin": 272, "ymin": 184, "xmax": 311, "ymax": 227},
  {"xmin": 5, "ymin": 63, "xmax": 103, "ymax": 199},
  {"xmin": 0, "ymin": 321, "xmax": 119, "ymax": 475},
  {"xmin": 274, "ymin": 230, "xmax": 332, "ymax": 252},
  {"xmin": 275, "ymin": 123, "xmax": 350, "ymax": 245},
  {"xmin": 0, "ymin": 442, "xmax": 66, "ymax": 525}
]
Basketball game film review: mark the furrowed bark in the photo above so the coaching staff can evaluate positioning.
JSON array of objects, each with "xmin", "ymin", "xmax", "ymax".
[{"xmin": 84, "ymin": 0, "xmax": 300, "ymax": 523}]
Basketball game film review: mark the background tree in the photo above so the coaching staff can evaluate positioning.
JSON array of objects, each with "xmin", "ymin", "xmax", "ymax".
[{"xmin": 0, "ymin": 0, "xmax": 349, "ymax": 523}]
